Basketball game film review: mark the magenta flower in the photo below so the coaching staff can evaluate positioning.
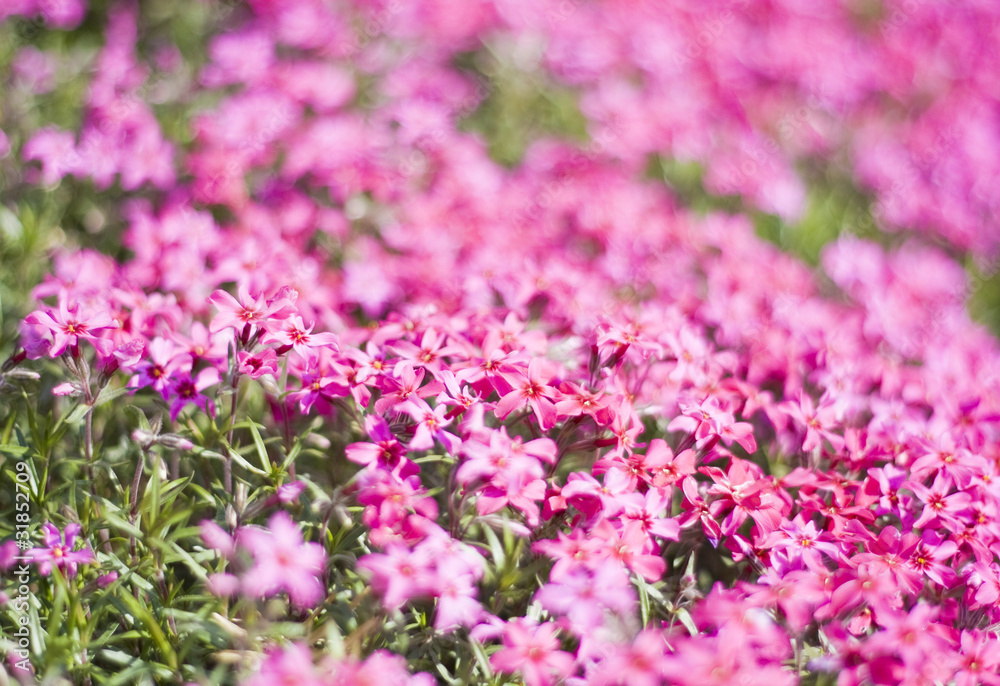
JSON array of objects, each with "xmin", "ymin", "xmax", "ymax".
[
  {"xmin": 345, "ymin": 414, "xmax": 418, "ymax": 478},
  {"xmin": 781, "ymin": 393, "xmax": 844, "ymax": 453},
  {"xmin": 489, "ymin": 619, "xmax": 576, "ymax": 686},
  {"xmin": 397, "ymin": 397, "xmax": 461, "ymax": 453},
  {"xmin": 669, "ymin": 397, "xmax": 757, "ymax": 453},
  {"xmin": 131, "ymin": 337, "xmax": 186, "ymax": 395},
  {"xmin": 356, "ymin": 544, "xmax": 437, "ymax": 611},
  {"xmin": 263, "ymin": 315, "xmax": 339, "ymax": 360},
  {"xmin": 237, "ymin": 348, "xmax": 279, "ymax": 379},
  {"xmin": 237, "ymin": 511, "xmax": 326, "ymax": 608},
  {"xmin": 243, "ymin": 643, "xmax": 327, "ymax": 686},
  {"xmin": 639, "ymin": 438, "xmax": 697, "ymax": 488},
  {"xmin": 207, "ymin": 284, "xmax": 296, "ymax": 336},
  {"xmin": 24, "ymin": 298, "xmax": 116, "ymax": 358},
  {"xmin": 494, "ymin": 358, "xmax": 559, "ymax": 430},
  {"xmin": 167, "ymin": 367, "xmax": 219, "ymax": 420},
  {"xmin": 954, "ymin": 630, "xmax": 1000, "ymax": 686},
  {"xmin": 535, "ymin": 561, "xmax": 635, "ymax": 634},
  {"xmin": 28, "ymin": 523, "xmax": 95, "ymax": 578}
]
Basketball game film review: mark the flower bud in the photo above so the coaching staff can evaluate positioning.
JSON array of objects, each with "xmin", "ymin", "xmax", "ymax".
[{"xmin": 158, "ymin": 433, "xmax": 195, "ymax": 451}]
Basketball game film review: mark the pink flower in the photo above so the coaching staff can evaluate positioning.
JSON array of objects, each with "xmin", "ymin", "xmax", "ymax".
[
  {"xmin": 586, "ymin": 630, "xmax": 671, "ymax": 686},
  {"xmin": 24, "ymin": 297, "xmax": 116, "ymax": 357},
  {"xmin": 494, "ymin": 358, "xmax": 559, "ymax": 430},
  {"xmin": 168, "ymin": 367, "xmax": 219, "ymax": 421},
  {"xmin": 199, "ymin": 520, "xmax": 235, "ymax": 557},
  {"xmin": 263, "ymin": 315, "xmax": 339, "ymax": 360},
  {"xmin": 954, "ymin": 630, "xmax": 1000, "ymax": 686},
  {"xmin": 489, "ymin": 619, "xmax": 576, "ymax": 686},
  {"xmin": 356, "ymin": 544, "xmax": 437, "ymax": 611},
  {"xmin": 781, "ymin": 393, "xmax": 843, "ymax": 453},
  {"xmin": 23, "ymin": 127, "xmax": 78, "ymax": 185},
  {"xmin": 534, "ymin": 561, "xmax": 635, "ymax": 634},
  {"xmin": 237, "ymin": 348, "xmax": 279, "ymax": 379},
  {"xmin": 639, "ymin": 438, "xmax": 697, "ymax": 489},
  {"xmin": 28, "ymin": 523, "xmax": 94, "ymax": 578},
  {"xmin": 243, "ymin": 643, "xmax": 326, "ymax": 686},
  {"xmin": 669, "ymin": 397, "xmax": 757, "ymax": 453},
  {"xmin": 397, "ymin": 397, "xmax": 460, "ymax": 453},
  {"xmin": 207, "ymin": 284, "xmax": 296, "ymax": 337},
  {"xmin": 346, "ymin": 414, "xmax": 418, "ymax": 478},
  {"xmin": 237, "ymin": 512, "xmax": 326, "ymax": 608}
]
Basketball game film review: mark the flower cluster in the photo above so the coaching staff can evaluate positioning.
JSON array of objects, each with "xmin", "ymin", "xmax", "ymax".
[{"xmin": 3, "ymin": 0, "xmax": 1000, "ymax": 684}]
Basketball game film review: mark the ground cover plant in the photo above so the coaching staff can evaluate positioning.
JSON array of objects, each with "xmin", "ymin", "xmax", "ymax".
[{"xmin": 2, "ymin": 0, "xmax": 1000, "ymax": 684}]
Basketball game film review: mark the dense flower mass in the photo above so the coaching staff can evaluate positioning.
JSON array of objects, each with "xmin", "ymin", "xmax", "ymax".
[{"xmin": 2, "ymin": 0, "xmax": 1000, "ymax": 684}]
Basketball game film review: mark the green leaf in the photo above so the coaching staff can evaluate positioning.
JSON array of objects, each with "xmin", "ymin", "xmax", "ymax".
[
  {"xmin": 116, "ymin": 591, "xmax": 178, "ymax": 671},
  {"xmin": 481, "ymin": 523, "xmax": 505, "ymax": 571},
  {"xmin": 470, "ymin": 638, "xmax": 493, "ymax": 680},
  {"xmin": 64, "ymin": 402, "xmax": 90, "ymax": 426},
  {"xmin": 244, "ymin": 419, "xmax": 271, "ymax": 473},
  {"xmin": 638, "ymin": 580, "xmax": 651, "ymax": 626},
  {"xmin": 225, "ymin": 446, "xmax": 268, "ymax": 476},
  {"xmin": 123, "ymin": 405, "xmax": 152, "ymax": 433},
  {"xmin": 280, "ymin": 437, "xmax": 302, "ymax": 471},
  {"xmin": 674, "ymin": 606, "xmax": 698, "ymax": 637},
  {"xmin": 93, "ymin": 385, "xmax": 131, "ymax": 408}
]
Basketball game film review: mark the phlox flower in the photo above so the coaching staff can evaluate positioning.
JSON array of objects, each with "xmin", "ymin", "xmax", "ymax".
[
  {"xmin": 289, "ymin": 358, "xmax": 351, "ymax": 414},
  {"xmin": 397, "ymin": 397, "xmax": 460, "ymax": 453},
  {"xmin": 131, "ymin": 337, "xmax": 187, "ymax": 394},
  {"xmin": 475, "ymin": 469, "xmax": 547, "ymax": 527},
  {"xmin": 242, "ymin": 643, "xmax": 326, "ymax": 686},
  {"xmin": 357, "ymin": 469, "xmax": 439, "ymax": 545},
  {"xmin": 28, "ymin": 523, "xmax": 95, "ymax": 578},
  {"xmin": 208, "ymin": 283, "xmax": 296, "ymax": 337},
  {"xmin": 457, "ymin": 426, "xmax": 546, "ymax": 487},
  {"xmin": 534, "ymin": 528, "xmax": 611, "ymax": 582},
  {"xmin": 263, "ymin": 315, "xmax": 339, "ymax": 360},
  {"xmin": 167, "ymin": 367, "xmax": 219, "ymax": 421},
  {"xmin": 489, "ymin": 619, "xmax": 576, "ymax": 686},
  {"xmin": 554, "ymin": 380, "xmax": 611, "ymax": 424},
  {"xmin": 372, "ymin": 364, "xmax": 434, "ymax": 415},
  {"xmin": 560, "ymin": 469, "xmax": 632, "ymax": 522},
  {"xmin": 494, "ymin": 358, "xmax": 560, "ymax": 430},
  {"xmin": 358, "ymin": 527, "xmax": 484, "ymax": 631},
  {"xmin": 765, "ymin": 515, "xmax": 843, "ymax": 569},
  {"xmin": 703, "ymin": 457, "xmax": 785, "ymax": 537},
  {"xmin": 781, "ymin": 393, "xmax": 844, "ymax": 453},
  {"xmin": 23, "ymin": 297, "xmax": 116, "ymax": 358},
  {"xmin": 669, "ymin": 397, "xmax": 757, "ymax": 453},
  {"xmin": 745, "ymin": 569, "xmax": 829, "ymax": 633},
  {"xmin": 583, "ymin": 629, "xmax": 671, "ymax": 686},
  {"xmin": 237, "ymin": 348, "xmax": 279, "ymax": 379},
  {"xmin": 433, "ymin": 572, "xmax": 484, "ymax": 631},
  {"xmin": 199, "ymin": 520, "xmax": 235, "ymax": 557},
  {"xmin": 867, "ymin": 604, "xmax": 955, "ymax": 680},
  {"xmin": 591, "ymin": 518, "xmax": 666, "ymax": 583},
  {"xmin": 639, "ymin": 438, "xmax": 697, "ymax": 488},
  {"xmin": 329, "ymin": 650, "xmax": 437, "ymax": 686},
  {"xmin": 660, "ymin": 628, "xmax": 796, "ymax": 686},
  {"xmin": 22, "ymin": 127, "xmax": 78, "ymax": 186},
  {"xmin": 535, "ymin": 561, "xmax": 636, "ymax": 634},
  {"xmin": 346, "ymin": 414, "xmax": 418, "ymax": 478},
  {"xmin": 907, "ymin": 473, "xmax": 972, "ymax": 531},
  {"xmin": 954, "ymin": 630, "xmax": 1000, "ymax": 686},
  {"xmin": 237, "ymin": 512, "xmax": 326, "ymax": 608}
]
